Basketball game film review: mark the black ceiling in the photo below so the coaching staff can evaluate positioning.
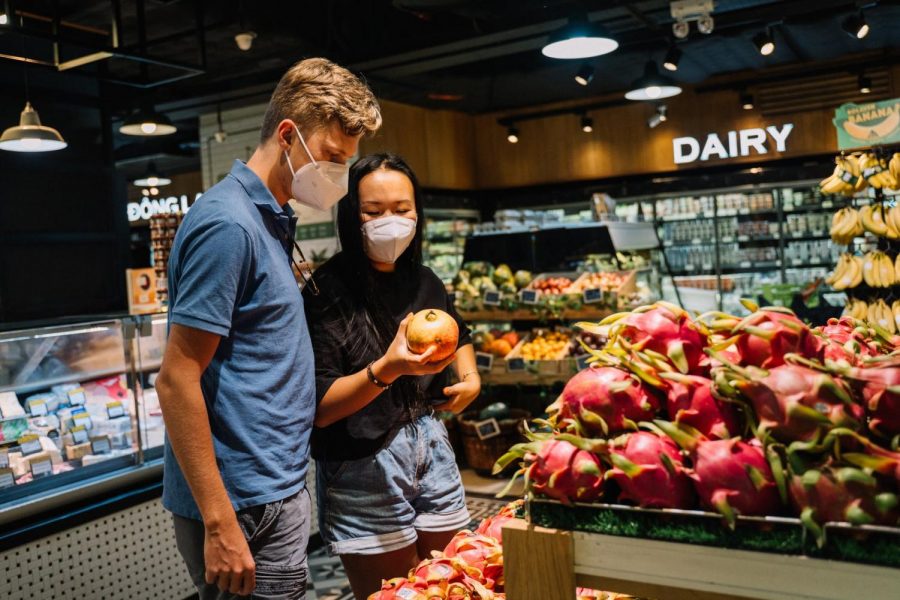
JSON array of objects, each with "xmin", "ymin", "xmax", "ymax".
[{"xmin": 1, "ymin": 0, "xmax": 898, "ymax": 176}]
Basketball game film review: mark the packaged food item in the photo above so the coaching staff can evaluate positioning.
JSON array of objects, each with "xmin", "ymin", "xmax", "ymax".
[{"xmin": 0, "ymin": 391, "xmax": 25, "ymax": 419}]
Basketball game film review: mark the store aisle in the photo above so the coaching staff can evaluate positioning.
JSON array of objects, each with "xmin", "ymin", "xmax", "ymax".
[{"xmin": 306, "ymin": 495, "xmax": 508, "ymax": 600}]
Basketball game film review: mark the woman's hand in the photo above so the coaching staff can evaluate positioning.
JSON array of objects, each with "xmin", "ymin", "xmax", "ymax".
[
  {"xmin": 436, "ymin": 374, "xmax": 481, "ymax": 414},
  {"xmin": 375, "ymin": 314, "xmax": 457, "ymax": 383}
]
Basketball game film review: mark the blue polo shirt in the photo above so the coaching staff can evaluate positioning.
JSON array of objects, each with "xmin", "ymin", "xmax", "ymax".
[{"xmin": 162, "ymin": 160, "xmax": 315, "ymax": 520}]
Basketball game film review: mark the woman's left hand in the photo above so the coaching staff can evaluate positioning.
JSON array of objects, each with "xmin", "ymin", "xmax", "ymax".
[{"xmin": 436, "ymin": 377, "xmax": 481, "ymax": 414}]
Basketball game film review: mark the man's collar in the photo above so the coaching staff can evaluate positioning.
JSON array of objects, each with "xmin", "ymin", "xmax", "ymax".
[{"xmin": 228, "ymin": 160, "xmax": 293, "ymax": 217}]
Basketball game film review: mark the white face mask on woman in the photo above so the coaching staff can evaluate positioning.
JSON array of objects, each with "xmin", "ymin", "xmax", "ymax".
[
  {"xmin": 362, "ymin": 215, "xmax": 417, "ymax": 264},
  {"xmin": 284, "ymin": 125, "xmax": 349, "ymax": 211}
]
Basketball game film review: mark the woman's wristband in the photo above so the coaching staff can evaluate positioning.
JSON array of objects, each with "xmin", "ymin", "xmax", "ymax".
[
  {"xmin": 367, "ymin": 361, "xmax": 392, "ymax": 389},
  {"xmin": 461, "ymin": 370, "xmax": 480, "ymax": 382}
]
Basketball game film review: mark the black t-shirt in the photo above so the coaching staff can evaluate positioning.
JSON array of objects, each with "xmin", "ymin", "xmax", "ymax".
[{"xmin": 303, "ymin": 253, "xmax": 472, "ymax": 462}]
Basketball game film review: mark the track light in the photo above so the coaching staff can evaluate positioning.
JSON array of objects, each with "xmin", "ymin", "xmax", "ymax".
[
  {"xmin": 697, "ymin": 14, "xmax": 714, "ymax": 35},
  {"xmin": 753, "ymin": 29, "xmax": 775, "ymax": 56},
  {"xmin": 626, "ymin": 62, "xmax": 682, "ymax": 101},
  {"xmin": 542, "ymin": 15, "xmax": 619, "ymax": 59},
  {"xmin": 672, "ymin": 20, "xmax": 689, "ymax": 39},
  {"xmin": 0, "ymin": 13, "xmax": 8, "ymax": 25},
  {"xmin": 235, "ymin": 31, "xmax": 257, "ymax": 51},
  {"xmin": 663, "ymin": 45, "xmax": 682, "ymax": 72},
  {"xmin": 859, "ymin": 74, "xmax": 872, "ymax": 94},
  {"xmin": 575, "ymin": 63, "xmax": 595, "ymax": 86},
  {"xmin": 507, "ymin": 126, "xmax": 519, "ymax": 144},
  {"xmin": 581, "ymin": 115, "xmax": 594, "ymax": 133},
  {"xmin": 648, "ymin": 105, "xmax": 668, "ymax": 129},
  {"xmin": 741, "ymin": 93, "xmax": 754, "ymax": 110},
  {"xmin": 842, "ymin": 11, "xmax": 870, "ymax": 39}
]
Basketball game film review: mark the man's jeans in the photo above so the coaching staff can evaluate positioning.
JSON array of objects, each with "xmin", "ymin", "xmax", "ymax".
[{"xmin": 173, "ymin": 488, "xmax": 311, "ymax": 600}]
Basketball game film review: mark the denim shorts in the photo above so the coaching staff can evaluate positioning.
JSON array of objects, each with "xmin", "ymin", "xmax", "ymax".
[{"xmin": 317, "ymin": 413, "xmax": 470, "ymax": 556}]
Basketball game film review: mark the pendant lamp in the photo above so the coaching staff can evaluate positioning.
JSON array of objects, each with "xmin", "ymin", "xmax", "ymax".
[
  {"xmin": 0, "ymin": 102, "xmax": 67, "ymax": 152},
  {"xmin": 625, "ymin": 62, "xmax": 682, "ymax": 101}
]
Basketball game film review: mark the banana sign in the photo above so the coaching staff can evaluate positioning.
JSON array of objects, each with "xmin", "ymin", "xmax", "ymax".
[{"xmin": 834, "ymin": 98, "xmax": 900, "ymax": 150}]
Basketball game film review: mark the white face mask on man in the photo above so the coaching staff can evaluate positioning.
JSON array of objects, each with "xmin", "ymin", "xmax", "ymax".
[
  {"xmin": 284, "ymin": 125, "xmax": 349, "ymax": 211},
  {"xmin": 362, "ymin": 215, "xmax": 417, "ymax": 264}
]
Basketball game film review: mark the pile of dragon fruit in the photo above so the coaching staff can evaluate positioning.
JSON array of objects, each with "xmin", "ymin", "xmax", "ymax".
[
  {"xmin": 494, "ymin": 301, "xmax": 900, "ymax": 543},
  {"xmin": 367, "ymin": 500, "xmax": 631, "ymax": 600}
]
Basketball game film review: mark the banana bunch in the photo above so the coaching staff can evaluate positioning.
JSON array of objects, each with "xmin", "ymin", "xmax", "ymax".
[
  {"xmin": 862, "ymin": 250, "xmax": 897, "ymax": 288},
  {"xmin": 846, "ymin": 298, "xmax": 869, "ymax": 320},
  {"xmin": 830, "ymin": 207, "xmax": 864, "ymax": 244},
  {"xmin": 820, "ymin": 155, "xmax": 865, "ymax": 196},
  {"xmin": 891, "ymin": 153, "xmax": 900, "ymax": 183},
  {"xmin": 857, "ymin": 203, "xmax": 900, "ymax": 238},
  {"xmin": 860, "ymin": 152, "xmax": 899, "ymax": 190},
  {"xmin": 845, "ymin": 298, "xmax": 900, "ymax": 334},
  {"xmin": 827, "ymin": 253, "xmax": 864, "ymax": 290}
]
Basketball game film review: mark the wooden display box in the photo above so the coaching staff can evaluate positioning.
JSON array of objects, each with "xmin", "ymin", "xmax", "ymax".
[{"xmin": 505, "ymin": 331, "xmax": 570, "ymax": 376}]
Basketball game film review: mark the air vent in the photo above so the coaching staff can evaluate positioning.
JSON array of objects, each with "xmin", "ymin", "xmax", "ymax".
[{"xmin": 754, "ymin": 67, "xmax": 892, "ymax": 116}]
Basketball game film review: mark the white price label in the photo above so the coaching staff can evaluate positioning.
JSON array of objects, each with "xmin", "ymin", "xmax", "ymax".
[
  {"xmin": 91, "ymin": 436, "xmax": 112, "ymax": 455},
  {"xmin": 518, "ymin": 289, "xmax": 539, "ymax": 305},
  {"xmin": 684, "ymin": 264, "xmax": 695, "ymax": 271},
  {"xmin": 691, "ymin": 238, "xmax": 702, "ymax": 245},
  {"xmin": 721, "ymin": 236, "xmax": 734, "ymax": 243},
  {"xmin": 822, "ymin": 201, "xmax": 834, "ymax": 209},
  {"xmin": 71, "ymin": 426, "xmax": 89, "ymax": 445},
  {"xmin": 702, "ymin": 263, "xmax": 713, "ymax": 271},
  {"xmin": 72, "ymin": 412, "xmax": 93, "ymax": 430},
  {"xmin": 30, "ymin": 457, "xmax": 52, "ymax": 478},
  {"xmin": 67, "ymin": 388, "xmax": 87, "ymax": 406},
  {"xmin": 739, "ymin": 208, "xmax": 750, "ymax": 215},
  {"xmin": 475, "ymin": 352, "xmax": 494, "ymax": 372},
  {"xmin": 28, "ymin": 399, "xmax": 48, "ymax": 417},
  {"xmin": 738, "ymin": 235, "xmax": 750, "ymax": 242},
  {"xmin": 0, "ymin": 468, "xmax": 14, "ymax": 489},
  {"xmin": 740, "ymin": 261, "xmax": 752, "ymax": 268},
  {"xmin": 107, "ymin": 402, "xmax": 125, "ymax": 419},
  {"xmin": 18, "ymin": 435, "xmax": 41, "ymax": 456}
]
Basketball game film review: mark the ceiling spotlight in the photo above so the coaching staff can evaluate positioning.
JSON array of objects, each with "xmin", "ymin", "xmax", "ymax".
[
  {"xmin": 149, "ymin": 187, "xmax": 159, "ymax": 196},
  {"xmin": 134, "ymin": 162, "xmax": 172, "ymax": 187},
  {"xmin": 0, "ymin": 102, "xmax": 68, "ymax": 152},
  {"xmin": 626, "ymin": 61, "xmax": 682, "ymax": 101},
  {"xmin": 741, "ymin": 92, "xmax": 754, "ymax": 110},
  {"xmin": 859, "ymin": 74, "xmax": 872, "ymax": 94},
  {"xmin": 141, "ymin": 189, "xmax": 149, "ymax": 197},
  {"xmin": 542, "ymin": 15, "xmax": 619, "ymax": 59},
  {"xmin": 235, "ymin": 31, "xmax": 257, "ymax": 51},
  {"xmin": 507, "ymin": 126, "xmax": 519, "ymax": 144},
  {"xmin": 575, "ymin": 63, "xmax": 595, "ymax": 86},
  {"xmin": 581, "ymin": 115, "xmax": 594, "ymax": 133},
  {"xmin": 648, "ymin": 105, "xmax": 668, "ymax": 129},
  {"xmin": 697, "ymin": 14, "xmax": 714, "ymax": 35},
  {"xmin": 120, "ymin": 109, "xmax": 177, "ymax": 136},
  {"xmin": 753, "ymin": 29, "xmax": 775, "ymax": 56},
  {"xmin": 0, "ymin": 13, "xmax": 7, "ymax": 26},
  {"xmin": 842, "ymin": 11, "xmax": 870, "ymax": 39},
  {"xmin": 663, "ymin": 45, "xmax": 682, "ymax": 72},
  {"xmin": 672, "ymin": 20, "xmax": 690, "ymax": 39}
]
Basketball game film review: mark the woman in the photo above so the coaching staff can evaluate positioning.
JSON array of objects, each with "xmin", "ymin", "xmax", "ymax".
[{"xmin": 303, "ymin": 153, "xmax": 481, "ymax": 598}]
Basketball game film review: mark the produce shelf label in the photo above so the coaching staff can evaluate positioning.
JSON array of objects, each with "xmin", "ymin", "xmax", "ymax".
[
  {"xmin": 71, "ymin": 426, "xmax": 89, "ymax": 445},
  {"xmin": 519, "ymin": 289, "xmax": 539, "ymax": 305},
  {"xmin": 834, "ymin": 98, "xmax": 900, "ymax": 150},
  {"xmin": 474, "ymin": 418, "xmax": 501, "ymax": 441},
  {"xmin": 30, "ymin": 457, "xmax": 52, "ymax": 479},
  {"xmin": 582, "ymin": 288, "xmax": 603, "ymax": 304},
  {"xmin": 482, "ymin": 291, "xmax": 502, "ymax": 306},
  {"xmin": 18, "ymin": 434, "xmax": 41, "ymax": 456},
  {"xmin": 576, "ymin": 354, "xmax": 593, "ymax": 372},
  {"xmin": 506, "ymin": 357, "xmax": 527, "ymax": 372},
  {"xmin": 0, "ymin": 468, "xmax": 14, "ymax": 489},
  {"xmin": 475, "ymin": 352, "xmax": 494, "ymax": 372},
  {"xmin": 28, "ymin": 399, "xmax": 48, "ymax": 417},
  {"xmin": 106, "ymin": 401, "xmax": 125, "ymax": 419},
  {"xmin": 91, "ymin": 435, "xmax": 112, "ymax": 455}
]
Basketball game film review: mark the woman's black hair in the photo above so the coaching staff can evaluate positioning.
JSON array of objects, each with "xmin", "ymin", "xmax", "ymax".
[{"xmin": 333, "ymin": 153, "xmax": 425, "ymax": 391}]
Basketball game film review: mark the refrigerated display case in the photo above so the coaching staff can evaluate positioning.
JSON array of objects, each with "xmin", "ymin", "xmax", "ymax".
[{"xmin": 423, "ymin": 209, "xmax": 480, "ymax": 283}]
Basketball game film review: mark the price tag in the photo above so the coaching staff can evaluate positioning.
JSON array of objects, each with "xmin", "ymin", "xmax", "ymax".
[
  {"xmin": 482, "ymin": 291, "xmax": 502, "ymax": 307},
  {"xmin": 576, "ymin": 354, "xmax": 592, "ymax": 372},
  {"xmin": 740, "ymin": 261, "xmax": 752, "ymax": 268},
  {"xmin": 684, "ymin": 264, "xmax": 695, "ymax": 271},
  {"xmin": 0, "ymin": 448, "xmax": 8, "ymax": 469},
  {"xmin": 475, "ymin": 352, "xmax": 494, "ymax": 372},
  {"xmin": 519, "ymin": 289, "xmax": 539, "ymax": 305},
  {"xmin": 67, "ymin": 388, "xmax": 87, "ymax": 406},
  {"xmin": 107, "ymin": 401, "xmax": 125, "ymax": 419},
  {"xmin": 474, "ymin": 418, "xmax": 501, "ymax": 441},
  {"xmin": 702, "ymin": 263, "xmax": 713, "ymax": 271},
  {"xmin": 30, "ymin": 457, "xmax": 52, "ymax": 479},
  {"xmin": 822, "ymin": 200, "xmax": 834, "ymax": 209},
  {"xmin": 91, "ymin": 435, "xmax": 112, "ymax": 455},
  {"xmin": 18, "ymin": 434, "xmax": 41, "ymax": 456},
  {"xmin": 738, "ymin": 235, "xmax": 750, "ymax": 242},
  {"xmin": 506, "ymin": 357, "xmax": 527, "ymax": 372},
  {"xmin": 0, "ymin": 468, "xmax": 15, "ymax": 489},
  {"xmin": 72, "ymin": 412, "xmax": 93, "ymax": 430},
  {"xmin": 582, "ymin": 288, "xmax": 603, "ymax": 304},
  {"xmin": 71, "ymin": 425, "xmax": 89, "ymax": 445},
  {"xmin": 691, "ymin": 238, "xmax": 702, "ymax": 245},
  {"xmin": 28, "ymin": 399, "xmax": 48, "ymax": 417},
  {"xmin": 721, "ymin": 236, "xmax": 734, "ymax": 243}
]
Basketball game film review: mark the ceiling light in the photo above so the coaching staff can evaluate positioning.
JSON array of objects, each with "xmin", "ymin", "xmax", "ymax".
[
  {"xmin": 741, "ymin": 92, "xmax": 754, "ymax": 110},
  {"xmin": 575, "ymin": 63, "xmax": 595, "ymax": 86},
  {"xmin": 697, "ymin": 14, "xmax": 714, "ymax": 35},
  {"xmin": 625, "ymin": 62, "xmax": 682, "ymax": 101},
  {"xmin": 648, "ymin": 105, "xmax": 668, "ymax": 129},
  {"xmin": 235, "ymin": 31, "xmax": 257, "ymax": 51},
  {"xmin": 663, "ymin": 45, "xmax": 682, "ymax": 72},
  {"xmin": 120, "ymin": 109, "xmax": 177, "ymax": 136},
  {"xmin": 141, "ymin": 189, "xmax": 149, "ymax": 197},
  {"xmin": 842, "ymin": 11, "xmax": 869, "ymax": 39},
  {"xmin": 542, "ymin": 16, "xmax": 619, "ymax": 59},
  {"xmin": 0, "ymin": 102, "xmax": 68, "ymax": 152},
  {"xmin": 507, "ymin": 126, "xmax": 519, "ymax": 144},
  {"xmin": 0, "ymin": 13, "xmax": 8, "ymax": 26},
  {"xmin": 134, "ymin": 162, "xmax": 172, "ymax": 187},
  {"xmin": 672, "ymin": 20, "xmax": 690, "ymax": 39},
  {"xmin": 581, "ymin": 115, "xmax": 594, "ymax": 133},
  {"xmin": 859, "ymin": 74, "xmax": 872, "ymax": 94},
  {"xmin": 149, "ymin": 187, "xmax": 159, "ymax": 196},
  {"xmin": 753, "ymin": 29, "xmax": 775, "ymax": 56}
]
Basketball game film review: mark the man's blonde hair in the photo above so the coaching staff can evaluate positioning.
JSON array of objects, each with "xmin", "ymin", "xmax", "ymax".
[{"xmin": 260, "ymin": 58, "xmax": 381, "ymax": 142}]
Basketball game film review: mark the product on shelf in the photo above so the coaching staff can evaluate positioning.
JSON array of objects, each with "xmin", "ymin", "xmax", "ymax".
[
  {"xmin": 530, "ymin": 276, "xmax": 574, "ymax": 295},
  {"xmin": 494, "ymin": 300, "xmax": 900, "ymax": 543},
  {"xmin": 474, "ymin": 330, "xmax": 520, "ymax": 358},
  {"xmin": 516, "ymin": 331, "xmax": 569, "ymax": 361},
  {"xmin": 568, "ymin": 332, "xmax": 605, "ymax": 356},
  {"xmin": 567, "ymin": 272, "xmax": 628, "ymax": 293},
  {"xmin": 149, "ymin": 213, "xmax": 184, "ymax": 304}
]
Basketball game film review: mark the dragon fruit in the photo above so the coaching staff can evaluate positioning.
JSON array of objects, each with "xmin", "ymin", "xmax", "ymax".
[
  {"xmin": 474, "ymin": 500, "xmax": 522, "ymax": 544},
  {"xmin": 815, "ymin": 317, "xmax": 879, "ymax": 365},
  {"xmin": 659, "ymin": 372, "xmax": 741, "ymax": 440},
  {"xmin": 654, "ymin": 421, "xmax": 783, "ymax": 526},
  {"xmin": 493, "ymin": 437, "xmax": 605, "ymax": 505},
  {"xmin": 369, "ymin": 577, "xmax": 428, "ymax": 600},
  {"xmin": 441, "ymin": 531, "xmax": 504, "ymax": 590},
  {"xmin": 726, "ymin": 307, "xmax": 824, "ymax": 369},
  {"xmin": 714, "ymin": 362, "xmax": 863, "ymax": 443},
  {"xmin": 604, "ymin": 302, "xmax": 709, "ymax": 375},
  {"xmin": 548, "ymin": 365, "xmax": 661, "ymax": 435},
  {"xmin": 605, "ymin": 431, "xmax": 695, "ymax": 509},
  {"xmin": 826, "ymin": 428, "xmax": 900, "ymax": 489},
  {"xmin": 841, "ymin": 364, "xmax": 900, "ymax": 439}
]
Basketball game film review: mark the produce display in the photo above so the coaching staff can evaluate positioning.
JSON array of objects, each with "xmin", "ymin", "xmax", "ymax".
[
  {"xmin": 568, "ymin": 272, "xmax": 629, "ymax": 293},
  {"xmin": 368, "ymin": 500, "xmax": 636, "ymax": 600},
  {"xmin": 474, "ymin": 330, "xmax": 521, "ymax": 358},
  {"xmin": 819, "ymin": 153, "xmax": 900, "ymax": 196},
  {"xmin": 517, "ymin": 331, "xmax": 570, "ymax": 361},
  {"xmin": 569, "ymin": 332, "xmax": 606, "ymax": 357},
  {"xmin": 530, "ymin": 276, "xmax": 574, "ymax": 295},
  {"xmin": 407, "ymin": 309, "xmax": 460, "ymax": 362},
  {"xmin": 494, "ymin": 300, "xmax": 900, "ymax": 544},
  {"xmin": 453, "ymin": 262, "xmax": 533, "ymax": 301}
]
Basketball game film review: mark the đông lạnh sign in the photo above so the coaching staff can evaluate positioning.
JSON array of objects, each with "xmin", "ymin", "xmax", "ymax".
[{"xmin": 834, "ymin": 98, "xmax": 900, "ymax": 150}]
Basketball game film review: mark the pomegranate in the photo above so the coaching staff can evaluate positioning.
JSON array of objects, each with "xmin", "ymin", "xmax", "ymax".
[{"xmin": 407, "ymin": 309, "xmax": 459, "ymax": 362}]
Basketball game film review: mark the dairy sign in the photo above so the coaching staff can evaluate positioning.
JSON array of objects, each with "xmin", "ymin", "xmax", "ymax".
[
  {"xmin": 673, "ymin": 124, "xmax": 794, "ymax": 165},
  {"xmin": 128, "ymin": 193, "xmax": 201, "ymax": 223},
  {"xmin": 834, "ymin": 98, "xmax": 900, "ymax": 150}
]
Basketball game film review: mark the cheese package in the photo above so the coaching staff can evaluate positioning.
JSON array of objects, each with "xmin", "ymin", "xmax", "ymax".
[
  {"xmin": 27, "ymin": 414, "xmax": 62, "ymax": 440},
  {"xmin": 0, "ymin": 392, "xmax": 26, "ymax": 419},
  {"xmin": 8, "ymin": 436, "xmax": 64, "ymax": 477},
  {"xmin": 25, "ymin": 393, "xmax": 59, "ymax": 415},
  {"xmin": 64, "ymin": 442, "xmax": 93, "ymax": 461},
  {"xmin": 0, "ymin": 417, "xmax": 29, "ymax": 444}
]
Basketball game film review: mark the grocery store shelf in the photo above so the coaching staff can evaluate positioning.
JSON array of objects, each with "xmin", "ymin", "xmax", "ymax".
[
  {"xmin": 458, "ymin": 308, "xmax": 613, "ymax": 322},
  {"xmin": 721, "ymin": 261, "xmax": 781, "ymax": 273}
]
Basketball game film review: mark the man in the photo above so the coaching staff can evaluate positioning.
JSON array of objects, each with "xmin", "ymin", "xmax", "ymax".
[{"xmin": 156, "ymin": 58, "xmax": 381, "ymax": 599}]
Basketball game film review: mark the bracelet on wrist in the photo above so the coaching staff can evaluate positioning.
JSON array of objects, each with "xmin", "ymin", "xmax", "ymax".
[
  {"xmin": 461, "ymin": 370, "xmax": 480, "ymax": 382},
  {"xmin": 367, "ymin": 361, "xmax": 392, "ymax": 390}
]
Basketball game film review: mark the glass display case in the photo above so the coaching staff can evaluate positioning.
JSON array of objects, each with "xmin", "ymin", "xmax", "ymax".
[
  {"xmin": 423, "ymin": 209, "xmax": 480, "ymax": 283},
  {"xmin": 0, "ymin": 313, "xmax": 168, "ymax": 513}
]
